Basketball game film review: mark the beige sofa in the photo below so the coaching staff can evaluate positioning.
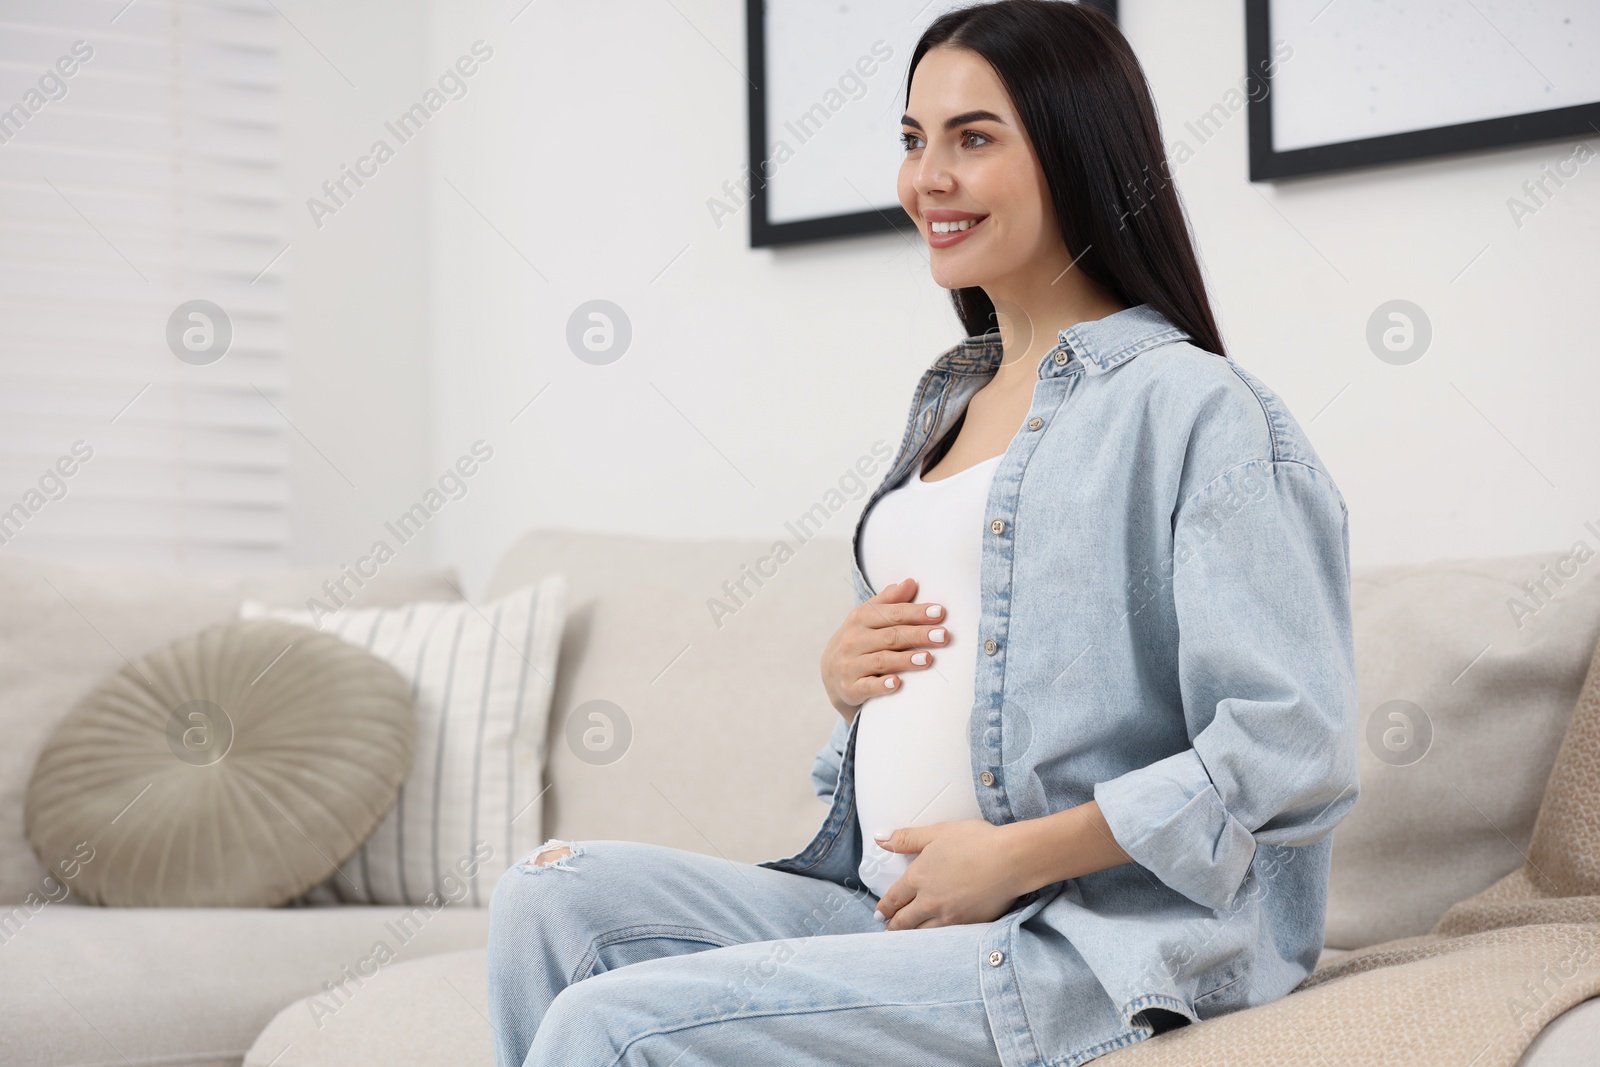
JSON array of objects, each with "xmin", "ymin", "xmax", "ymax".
[{"xmin": 4, "ymin": 530, "xmax": 1599, "ymax": 1066}]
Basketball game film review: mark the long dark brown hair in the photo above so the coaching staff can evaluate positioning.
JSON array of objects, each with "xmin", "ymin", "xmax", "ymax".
[{"xmin": 908, "ymin": 0, "xmax": 1227, "ymax": 359}]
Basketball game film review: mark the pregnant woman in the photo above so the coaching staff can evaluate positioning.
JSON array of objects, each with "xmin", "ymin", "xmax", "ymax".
[{"xmin": 486, "ymin": 2, "xmax": 1359, "ymax": 1064}]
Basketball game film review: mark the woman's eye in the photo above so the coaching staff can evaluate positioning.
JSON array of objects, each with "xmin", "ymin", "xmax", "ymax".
[{"xmin": 899, "ymin": 129, "xmax": 988, "ymax": 151}]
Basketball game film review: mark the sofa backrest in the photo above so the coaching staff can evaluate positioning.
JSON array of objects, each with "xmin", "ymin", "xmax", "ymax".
[
  {"xmin": 9, "ymin": 529, "xmax": 1590, "ymax": 939},
  {"xmin": 1328, "ymin": 548, "xmax": 1600, "ymax": 947},
  {"xmin": 485, "ymin": 528, "xmax": 855, "ymax": 870},
  {"xmin": 487, "ymin": 530, "xmax": 1600, "ymax": 948}
]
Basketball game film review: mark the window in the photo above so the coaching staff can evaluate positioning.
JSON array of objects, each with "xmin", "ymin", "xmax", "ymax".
[{"xmin": 0, "ymin": 0, "xmax": 288, "ymax": 570}]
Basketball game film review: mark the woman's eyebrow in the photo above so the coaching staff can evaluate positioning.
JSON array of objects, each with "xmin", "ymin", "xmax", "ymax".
[{"xmin": 899, "ymin": 109, "xmax": 1008, "ymax": 131}]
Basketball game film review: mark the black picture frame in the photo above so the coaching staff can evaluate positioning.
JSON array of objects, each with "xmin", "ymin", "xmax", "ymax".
[
  {"xmin": 1245, "ymin": 0, "xmax": 1600, "ymax": 182},
  {"xmin": 745, "ymin": 0, "xmax": 1119, "ymax": 248}
]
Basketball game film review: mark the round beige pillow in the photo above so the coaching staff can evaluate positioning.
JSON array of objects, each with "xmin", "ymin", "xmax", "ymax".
[{"xmin": 25, "ymin": 618, "xmax": 416, "ymax": 907}]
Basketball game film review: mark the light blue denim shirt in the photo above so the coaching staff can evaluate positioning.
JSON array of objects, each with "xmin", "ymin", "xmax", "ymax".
[{"xmin": 758, "ymin": 303, "xmax": 1360, "ymax": 1066}]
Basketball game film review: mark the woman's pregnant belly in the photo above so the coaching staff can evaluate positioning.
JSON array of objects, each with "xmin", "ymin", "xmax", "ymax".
[
  {"xmin": 853, "ymin": 616, "xmax": 985, "ymax": 898},
  {"xmin": 852, "ymin": 453, "xmax": 997, "ymax": 899}
]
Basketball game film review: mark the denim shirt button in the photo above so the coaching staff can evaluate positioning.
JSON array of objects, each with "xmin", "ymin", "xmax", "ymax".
[
  {"xmin": 984, "ymin": 639, "xmax": 998, "ymax": 655},
  {"xmin": 979, "ymin": 770, "xmax": 996, "ymax": 787},
  {"xmin": 1027, "ymin": 416, "xmax": 1043, "ymax": 430},
  {"xmin": 990, "ymin": 519, "xmax": 1005, "ymax": 535},
  {"xmin": 989, "ymin": 950, "xmax": 1005, "ymax": 966},
  {"xmin": 1053, "ymin": 350, "xmax": 1068, "ymax": 365}
]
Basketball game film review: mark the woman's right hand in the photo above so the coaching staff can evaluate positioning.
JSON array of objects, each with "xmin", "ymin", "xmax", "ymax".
[{"xmin": 821, "ymin": 577, "xmax": 947, "ymax": 723}]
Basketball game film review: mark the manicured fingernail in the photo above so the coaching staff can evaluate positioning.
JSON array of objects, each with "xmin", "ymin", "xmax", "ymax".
[
  {"xmin": 884, "ymin": 677, "xmax": 896, "ymax": 689},
  {"xmin": 874, "ymin": 829, "xmax": 891, "ymax": 840},
  {"xmin": 926, "ymin": 604, "xmax": 943, "ymax": 618},
  {"xmin": 873, "ymin": 909, "xmax": 885, "ymax": 922},
  {"xmin": 911, "ymin": 652, "xmax": 928, "ymax": 665},
  {"xmin": 930, "ymin": 628, "xmax": 945, "ymax": 642}
]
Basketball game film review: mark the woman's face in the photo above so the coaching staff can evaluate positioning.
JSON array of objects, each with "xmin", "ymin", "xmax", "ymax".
[{"xmin": 897, "ymin": 45, "xmax": 1060, "ymax": 294}]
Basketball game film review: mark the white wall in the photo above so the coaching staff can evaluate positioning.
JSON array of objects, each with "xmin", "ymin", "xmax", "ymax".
[
  {"xmin": 387, "ymin": 0, "xmax": 1599, "ymax": 595},
  {"xmin": 1124, "ymin": 1, "xmax": 1600, "ymax": 570},
  {"xmin": 279, "ymin": 0, "xmax": 439, "ymax": 575}
]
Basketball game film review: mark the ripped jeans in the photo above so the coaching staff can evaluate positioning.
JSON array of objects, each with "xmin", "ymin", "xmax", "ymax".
[{"xmin": 484, "ymin": 838, "xmax": 1009, "ymax": 1067}]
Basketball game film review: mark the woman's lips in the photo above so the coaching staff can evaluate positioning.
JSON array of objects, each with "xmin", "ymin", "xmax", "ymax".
[{"xmin": 926, "ymin": 215, "xmax": 988, "ymax": 249}]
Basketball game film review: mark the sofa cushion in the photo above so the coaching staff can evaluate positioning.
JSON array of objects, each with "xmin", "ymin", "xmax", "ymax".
[
  {"xmin": 0, "ymin": 555, "xmax": 462, "ymax": 904},
  {"xmin": 245, "ymin": 948, "xmax": 492, "ymax": 1067},
  {"xmin": 483, "ymin": 529, "xmax": 858, "ymax": 865},
  {"xmin": 27, "ymin": 619, "xmax": 416, "ymax": 907},
  {"xmin": 241, "ymin": 578, "xmax": 568, "ymax": 907},
  {"xmin": 1328, "ymin": 548, "xmax": 1600, "ymax": 948},
  {"xmin": 0, "ymin": 902, "xmax": 490, "ymax": 1067}
]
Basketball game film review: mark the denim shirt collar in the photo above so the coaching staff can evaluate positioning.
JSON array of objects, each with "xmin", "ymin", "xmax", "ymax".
[{"xmin": 930, "ymin": 302, "xmax": 1194, "ymax": 380}]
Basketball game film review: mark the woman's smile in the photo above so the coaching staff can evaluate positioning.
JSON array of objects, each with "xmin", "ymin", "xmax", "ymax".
[{"xmin": 923, "ymin": 209, "xmax": 991, "ymax": 248}]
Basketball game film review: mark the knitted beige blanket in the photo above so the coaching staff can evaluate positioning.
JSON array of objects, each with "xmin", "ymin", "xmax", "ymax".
[{"xmin": 1105, "ymin": 636, "xmax": 1600, "ymax": 1066}]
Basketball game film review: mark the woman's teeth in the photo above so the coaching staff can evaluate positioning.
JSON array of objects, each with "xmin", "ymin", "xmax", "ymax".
[{"xmin": 931, "ymin": 218, "xmax": 983, "ymax": 233}]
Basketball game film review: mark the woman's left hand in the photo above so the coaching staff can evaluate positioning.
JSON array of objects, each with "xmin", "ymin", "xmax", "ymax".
[{"xmin": 873, "ymin": 819, "xmax": 1023, "ymax": 930}]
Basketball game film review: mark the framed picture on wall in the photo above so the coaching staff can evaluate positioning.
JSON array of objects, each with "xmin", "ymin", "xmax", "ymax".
[
  {"xmin": 1246, "ymin": 0, "xmax": 1600, "ymax": 181},
  {"xmin": 742, "ymin": 0, "xmax": 1118, "ymax": 248}
]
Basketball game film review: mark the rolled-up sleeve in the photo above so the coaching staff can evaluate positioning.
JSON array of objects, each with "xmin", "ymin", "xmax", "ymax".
[{"xmin": 1093, "ymin": 458, "xmax": 1360, "ymax": 912}]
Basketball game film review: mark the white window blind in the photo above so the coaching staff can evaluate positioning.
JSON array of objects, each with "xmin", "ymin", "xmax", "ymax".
[{"xmin": 0, "ymin": 0, "xmax": 287, "ymax": 571}]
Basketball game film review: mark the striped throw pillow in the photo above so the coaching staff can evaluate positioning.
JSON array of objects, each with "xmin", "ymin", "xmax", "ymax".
[{"xmin": 239, "ymin": 576, "xmax": 565, "ymax": 906}]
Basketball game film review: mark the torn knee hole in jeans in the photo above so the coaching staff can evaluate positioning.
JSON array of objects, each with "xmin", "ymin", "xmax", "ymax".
[{"xmin": 519, "ymin": 838, "xmax": 583, "ymax": 872}]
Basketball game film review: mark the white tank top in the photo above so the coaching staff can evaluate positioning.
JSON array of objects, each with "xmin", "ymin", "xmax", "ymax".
[{"xmin": 853, "ymin": 449, "xmax": 1000, "ymax": 899}]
